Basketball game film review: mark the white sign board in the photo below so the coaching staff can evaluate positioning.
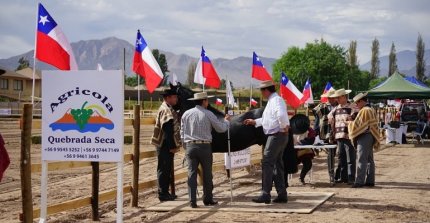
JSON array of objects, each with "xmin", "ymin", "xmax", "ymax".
[
  {"xmin": 42, "ymin": 70, "xmax": 124, "ymax": 162},
  {"xmin": 0, "ymin": 108, "xmax": 11, "ymax": 116},
  {"xmin": 224, "ymin": 148, "xmax": 251, "ymax": 169}
]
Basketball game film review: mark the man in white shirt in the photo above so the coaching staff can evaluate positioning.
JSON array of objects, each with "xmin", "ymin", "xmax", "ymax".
[{"xmin": 244, "ymin": 80, "xmax": 290, "ymax": 204}]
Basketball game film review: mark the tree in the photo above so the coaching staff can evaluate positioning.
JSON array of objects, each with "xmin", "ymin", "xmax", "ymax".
[
  {"xmin": 16, "ymin": 57, "xmax": 30, "ymax": 71},
  {"xmin": 186, "ymin": 61, "xmax": 197, "ymax": 87},
  {"xmin": 272, "ymin": 39, "xmax": 367, "ymax": 96},
  {"xmin": 388, "ymin": 42, "xmax": 397, "ymax": 76},
  {"xmin": 125, "ymin": 75, "xmax": 138, "ymax": 87},
  {"xmin": 416, "ymin": 33, "xmax": 426, "ymax": 81},
  {"xmin": 370, "ymin": 38, "xmax": 380, "ymax": 79},
  {"xmin": 347, "ymin": 40, "xmax": 358, "ymax": 68},
  {"xmin": 152, "ymin": 49, "xmax": 169, "ymax": 85}
]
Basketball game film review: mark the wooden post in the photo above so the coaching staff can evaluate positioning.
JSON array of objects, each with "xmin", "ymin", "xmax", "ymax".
[
  {"xmin": 91, "ymin": 162, "xmax": 99, "ymax": 221},
  {"xmin": 20, "ymin": 103, "xmax": 33, "ymax": 223},
  {"xmin": 131, "ymin": 104, "xmax": 140, "ymax": 207}
]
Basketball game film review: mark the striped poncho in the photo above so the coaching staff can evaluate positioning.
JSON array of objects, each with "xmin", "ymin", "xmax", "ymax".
[{"xmin": 348, "ymin": 106, "xmax": 380, "ymax": 150}]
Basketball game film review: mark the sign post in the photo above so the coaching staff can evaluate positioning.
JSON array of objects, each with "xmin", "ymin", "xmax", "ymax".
[{"xmin": 40, "ymin": 70, "xmax": 124, "ymax": 223}]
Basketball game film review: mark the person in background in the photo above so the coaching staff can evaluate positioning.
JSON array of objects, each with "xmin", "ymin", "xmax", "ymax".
[
  {"xmin": 313, "ymin": 88, "xmax": 337, "ymax": 142},
  {"xmin": 290, "ymin": 114, "xmax": 316, "ymax": 185},
  {"xmin": 348, "ymin": 93, "xmax": 379, "ymax": 188},
  {"xmin": 328, "ymin": 88, "xmax": 357, "ymax": 185},
  {"xmin": 151, "ymin": 89, "xmax": 181, "ymax": 202},
  {"xmin": 181, "ymin": 92, "xmax": 230, "ymax": 208},
  {"xmin": 244, "ymin": 80, "xmax": 290, "ymax": 204}
]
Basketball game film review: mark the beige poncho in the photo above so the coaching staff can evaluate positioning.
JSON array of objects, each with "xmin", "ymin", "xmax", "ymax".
[{"xmin": 348, "ymin": 106, "xmax": 380, "ymax": 150}]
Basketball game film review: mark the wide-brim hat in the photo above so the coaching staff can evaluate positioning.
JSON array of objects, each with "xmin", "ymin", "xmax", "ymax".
[
  {"xmin": 187, "ymin": 92, "xmax": 214, "ymax": 101},
  {"xmin": 290, "ymin": 114, "xmax": 310, "ymax": 135},
  {"xmin": 161, "ymin": 89, "xmax": 178, "ymax": 96},
  {"xmin": 321, "ymin": 88, "xmax": 336, "ymax": 98},
  {"xmin": 329, "ymin": 88, "xmax": 352, "ymax": 98},
  {"xmin": 257, "ymin": 80, "xmax": 275, "ymax": 89},
  {"xmin": 353, "ymin": 92, "xmax": 368, "ymax": 103}
]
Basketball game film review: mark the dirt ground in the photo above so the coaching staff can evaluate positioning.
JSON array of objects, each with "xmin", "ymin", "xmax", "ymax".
[{"xmin": 1, "ymin": 118, "xmax": 429, "ymax": 223}]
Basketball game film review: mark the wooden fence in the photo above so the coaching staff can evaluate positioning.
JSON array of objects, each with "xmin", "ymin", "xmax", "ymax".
[{"xmin": 19, "ymin": 104, "xmax": 262, "ymax": 222}]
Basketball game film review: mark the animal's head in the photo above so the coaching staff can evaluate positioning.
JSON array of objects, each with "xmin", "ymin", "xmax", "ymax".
[{"xmin": 169, "ymin": 83, "xmax": 195, "ymax": 115}]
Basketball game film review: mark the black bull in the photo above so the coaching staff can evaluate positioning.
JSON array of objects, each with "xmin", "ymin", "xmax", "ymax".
[{"xmin": 172, "ymin": 83, "xmax": 298, "ymax": 174}]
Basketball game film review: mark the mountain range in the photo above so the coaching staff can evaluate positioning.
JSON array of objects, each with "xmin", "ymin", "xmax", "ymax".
[{"xmin": 0, "ymin": 37, "xmax": 428, "ymax": 87}]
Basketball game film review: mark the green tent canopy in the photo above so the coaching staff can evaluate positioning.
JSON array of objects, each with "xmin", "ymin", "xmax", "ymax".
[{"xmin": 367, "ymin": 71, "xmax": 430, "ymax": 99}]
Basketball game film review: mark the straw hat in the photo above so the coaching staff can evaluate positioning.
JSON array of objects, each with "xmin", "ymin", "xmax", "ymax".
[
  {"xmin": 321, "ymin": 88, "xmax": 336, "ymax": 98},
  {"xmin": 187, "ymin": 92, "xmax": 214, "ymax": 101},
  {"xmin": 352, "ymin": 92, "xmax": 368, "ymax": 103},
  {"xmin": 257, "ymin": 80, "xmax": 275, "ymax": 89},
  {"xmin": 329, "ymin": 88, "xmax": 352, "ymax": 98}
]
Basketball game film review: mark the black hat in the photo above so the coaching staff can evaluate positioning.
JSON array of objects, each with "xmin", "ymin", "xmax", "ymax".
[
  {"xmin": 290, "ymin": 114, "xmax": 310, "ymax": 134},
  {"xmin": 161, "ymin": 89, "xmax": 178, "ymax": 96}
]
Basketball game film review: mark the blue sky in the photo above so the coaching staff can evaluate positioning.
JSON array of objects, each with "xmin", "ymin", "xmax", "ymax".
[{"xmin": 1, "ymin": 0, "xmax": 429, "ymax": 63}]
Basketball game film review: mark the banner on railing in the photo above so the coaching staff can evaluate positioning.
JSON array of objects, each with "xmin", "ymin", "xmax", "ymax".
[{"xmin": 42, "ymin": 70, "xmax": 124, "ymax": 162}]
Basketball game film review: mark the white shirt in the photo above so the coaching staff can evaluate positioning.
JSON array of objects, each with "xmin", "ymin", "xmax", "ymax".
[{"xmin": 255, "ymin": 92, "xmax": 290, "ymax": 135}]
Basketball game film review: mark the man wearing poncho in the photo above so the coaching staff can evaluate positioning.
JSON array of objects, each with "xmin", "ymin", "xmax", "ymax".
[{"xmin": 348, "ymin": 93, "xmax": 379, "ymax": 188}]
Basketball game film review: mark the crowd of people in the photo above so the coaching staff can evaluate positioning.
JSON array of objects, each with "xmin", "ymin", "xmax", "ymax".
[{"xmin": 150, "ymin": 80, "xmax": 380, "ymax": 208}]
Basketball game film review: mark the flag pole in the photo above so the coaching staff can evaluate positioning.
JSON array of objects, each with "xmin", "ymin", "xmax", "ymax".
[
  {"xmin": 137, "ymin": 75, "xmax": 140, "ymax": 105},
  {"xmin": 32, "ymin": 4, "xmax": 39, "ymax": 105},
  {"xmin": 226, "ymin": 76, "xmax": 233, "ymax": 203},
  {"xmin": 249, "ymin": 80, "xmax": 253, "ymax": 108}
]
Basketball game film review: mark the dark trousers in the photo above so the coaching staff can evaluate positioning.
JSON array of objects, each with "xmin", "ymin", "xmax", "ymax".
[
  {"xmin": 335, "ymin": 139, "xmax": 356, "ymax": 183},
  {"xmin": 261, "ymin": 132, "xmax": 288, "ymax": 199},
  {"xmin": 355, "ymin": 133, "xmax": 375, "ymax": 185},
  {"xmin": 157, "ymin": 147, "xmax": 174, "ymax": 196},
  {"xmin": 185, "ymin": 143, "xmax": 213, "ymax": 202},
  {"xmin": 299, "ymin": 158, "xmax": 313, "ymax": 180}
]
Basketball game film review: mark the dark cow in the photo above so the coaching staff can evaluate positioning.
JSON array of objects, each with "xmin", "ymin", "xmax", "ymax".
[{"xmin": 172, "ymin": 83, "xmax": 298, "ymax": 174}]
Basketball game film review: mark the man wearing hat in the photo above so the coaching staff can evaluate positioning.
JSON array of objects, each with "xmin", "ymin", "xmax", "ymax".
[
  {"xmin": 348, "ymin": 92, "xmax": 379, "ymax": 188},
  {"xmin": 151, "ymin": 89, "xmax": 182, "ymax": 201},
  {"xmin": 328, "ymin": 88, "xmax": 357, "ymax": 184},
  {"xmin": 313, "ymin": 88, "xmax": 338, "ymax": 141},
  {"xmin": 180, "ymin": 92, "xmax": 230, "ymax": 208},
  {"xmin": 244, "ymin": 80, "xmax": 290, "ymax": 204}
]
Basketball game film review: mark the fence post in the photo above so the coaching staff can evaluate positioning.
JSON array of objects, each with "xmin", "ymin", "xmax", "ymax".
[
  {"xmin": 91, "ymin": 162, "xmax": 99, "ymax": 221},
  {"xmin": 131, "ymin": 104, "xmax": 140, "ymax": 207},
  {"xmin": 20, "ymin": 103, "xmax": 33, "ymax": 223}
]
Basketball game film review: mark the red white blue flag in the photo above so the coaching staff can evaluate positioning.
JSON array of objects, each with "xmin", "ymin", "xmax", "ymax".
[
  {"xmin": 194, "ymin": 47, "xmax": 221, "ymax": 88},
  {"xmin": 132, "ymin": 30, "xmax": 163, "ymax": 93},
  {"xmin": 320, "ymin": 82, "xmax": 334, "ymax": 103},
  {"xmin": 250, "ymin": 98, "xmax": 258, "ymax": 106},
  {"xmin": 35, "ymin": 3, "xmax": 78, "ymax": 70},
  {"xmin": 280, "ymin": 72, "xmax": 303, "ymax": 108},
  {"xmin": 251, "ymin": 52, "xmax": 272, "ymax": 81},
  {"xmin": 300, "ymin": 78, "xmax": 314, "ymax": 104}
]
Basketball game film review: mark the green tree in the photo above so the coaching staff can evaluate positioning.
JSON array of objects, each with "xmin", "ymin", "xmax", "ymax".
[
  {"xmin": 370, "ymin": 38, "xmax": 380, "ymax": 79},
  {"xmin": 152, "ymin": 49, "xmax": 169, "ymax": 86},
  {"xmin": 125, "ymin": 75, "xmax": 138, "ymax": 87},
  {"xmin": 388, "ymin": 42, "xmax": 397, "ymax": 76},
  {"xmin": 16, "ymin": 57, "xmax": 30, "ymax": 71},
  {"xmin": 186, "ymin": 61, "xmax": 197, "ymax": 87},
  {"xmin": 369, "ymin": 76, "xmax": 387, "ymax": 89},
  {"xmin": 416, "ymin": 33, "xmax": 426, "ymax": 81},
  {"xmin": 272, "ymin": 39, "xmax": 368, "ymax": 96},
  {"xmin": 347, "ymin": 40, "xmax": 358, "ymax": 68}
]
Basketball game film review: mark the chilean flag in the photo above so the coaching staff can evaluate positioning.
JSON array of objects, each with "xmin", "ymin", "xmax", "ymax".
[
  {"xmin": 35, "ymin": 3, "xmax": 78, "ymax": 70},
  {"xmin": 215, "ymin": 98, "xmax": 223, "ymax": 106},
  {"xmin": 250, "ymin": 98, "xmax": 258, "ymax": 107},
  {"xmin": 320, "ymin": 82, "xmax": 334, "ymax": 103},
  {"xmin": 251, "ymin": 52, "xmax": 272, "ymax": 81},
  {"xmin": 280, "ymin": 72, "xmax": 303, "ymax": 109},
  {"xmin": 132, "ymin": 30, "xmax": 163, "ymax": 93},
  {"xmin": 300, "ymin": 78, "xmax": 314, "ymax": 104},
  {"xmin": 194, "ymin": 47, "xmax": 221, "ymax": 88}
]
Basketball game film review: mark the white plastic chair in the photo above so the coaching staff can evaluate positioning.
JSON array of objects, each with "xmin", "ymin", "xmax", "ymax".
[{"xmin": 411, "ymin": 123, "xmax": 427, "ymax": 144}]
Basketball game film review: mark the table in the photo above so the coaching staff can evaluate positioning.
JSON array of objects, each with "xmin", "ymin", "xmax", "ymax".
[
  {"xmin": 385, "ymin": 124, "xmax": 407, "ymax": 144},
  {"xmin": 294, "ymin": 144, "xmax": 338, "ymax": 184}
]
